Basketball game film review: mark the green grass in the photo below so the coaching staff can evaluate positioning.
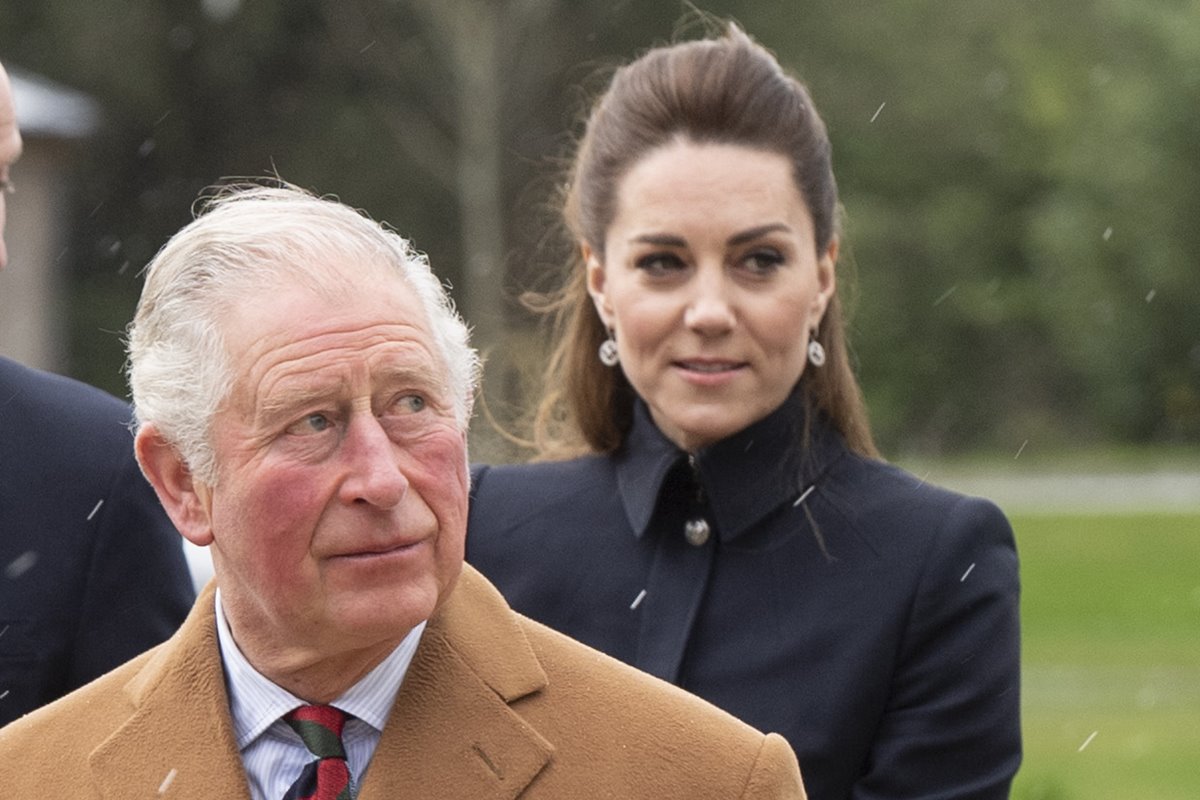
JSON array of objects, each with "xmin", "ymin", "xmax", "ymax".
[{"xmin": 1012, "ymin": 512, "xmax": 1200, "ymax": 800}]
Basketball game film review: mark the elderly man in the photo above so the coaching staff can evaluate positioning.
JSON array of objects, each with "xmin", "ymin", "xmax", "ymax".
[
  {"xmin": 0, "ymin": 184, "xmax": 805, "ymax": 798},
  {"xmin": 0, "ymin": 58, "xmax": 194, "ymax": 728}
]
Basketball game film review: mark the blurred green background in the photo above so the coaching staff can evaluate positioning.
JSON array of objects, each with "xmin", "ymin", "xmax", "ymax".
[
  {"xmin": 2, "ymin": 0, "xmax": 1197, "ymax": 462},
  {"xmin": 2, "ymin": 2, "xmax": 1197, "ymax": 796}
]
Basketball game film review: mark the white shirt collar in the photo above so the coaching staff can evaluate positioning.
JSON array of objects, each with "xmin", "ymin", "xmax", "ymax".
[{"xmin": 214, "ymin": 588, "xmax": 425, "ymax": 750}]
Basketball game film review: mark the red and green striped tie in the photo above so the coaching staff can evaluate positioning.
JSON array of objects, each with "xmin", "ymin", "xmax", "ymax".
[{"xmin": 281, "ymin": 705, "xmax": 353, "ymax": 800}]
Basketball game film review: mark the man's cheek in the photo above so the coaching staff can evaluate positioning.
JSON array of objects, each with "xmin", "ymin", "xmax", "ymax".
[
  {"xmin": 409, "ymin": 428, "xmax": 469, "ymax": 492},
  {"xmin": 229, "ymin": 467, "xmax": 317, "ymax": 531}
]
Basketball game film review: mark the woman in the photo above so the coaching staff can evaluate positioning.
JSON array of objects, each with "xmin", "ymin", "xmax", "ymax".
[{"xmin": 467, "ymin": 25, "xmax": 1020, "ymax": 800}]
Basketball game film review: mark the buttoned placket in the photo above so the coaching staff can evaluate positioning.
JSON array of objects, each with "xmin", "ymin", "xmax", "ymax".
[
  {"xmin": 633, "ymin": 456, "xmax": 717, "ymax": 683},
  {"xmin": 618, "ymin": 389, "xmax": 845, "ymax": 685}
]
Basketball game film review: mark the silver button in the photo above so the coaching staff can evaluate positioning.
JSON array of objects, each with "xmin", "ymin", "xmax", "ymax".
[{"xmin": 684, "ymin": 518, "xmax": 710, "ymax": 547}]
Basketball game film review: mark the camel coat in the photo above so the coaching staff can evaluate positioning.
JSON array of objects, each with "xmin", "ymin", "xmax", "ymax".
[{"xmin": 0, "ymin": 565, "xmax": 804, "ymax": 799}]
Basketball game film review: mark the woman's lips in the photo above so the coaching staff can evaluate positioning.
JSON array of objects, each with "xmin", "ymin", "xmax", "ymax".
[
  {"xmin": 674, "ymin": 359, "xmax": 746, "ymax": 373},
  {"xmin": 673, "ymin": 359, "xmax": 747, "ymax": 385}
]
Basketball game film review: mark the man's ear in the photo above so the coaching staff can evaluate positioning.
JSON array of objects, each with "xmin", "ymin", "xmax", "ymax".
[{"xmin": 135, "ymin": 424, "xmax": 215, "ymax": 547}]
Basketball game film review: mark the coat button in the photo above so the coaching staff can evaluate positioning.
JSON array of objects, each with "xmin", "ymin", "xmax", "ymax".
[{"xmin": 684, "ymin": 518, "xmax": 710, "ymax": 547}]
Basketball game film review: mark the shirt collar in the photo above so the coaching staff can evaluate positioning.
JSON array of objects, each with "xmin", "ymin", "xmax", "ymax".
[
  {"xmin": 614, "ymin": 387, "xmax": 847, "ymax": 543},
  {"xmin": 214, "ymin": 589, "xmax": 426, "ymax": 750}
]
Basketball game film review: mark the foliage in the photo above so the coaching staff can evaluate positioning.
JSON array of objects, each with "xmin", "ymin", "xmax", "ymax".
[
  {"xmin": 1, "ymin": 0, "xmax": 1196, "ymax": 456},
  {"xmin": 733, "ymin": 0, "xmax": 1200, "ymax": 455}
]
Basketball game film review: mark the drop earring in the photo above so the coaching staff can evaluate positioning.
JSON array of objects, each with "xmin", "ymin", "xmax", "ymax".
[
  {"xmin": 807, "ymin": 332, "xmax": 826, "ymax": 367},
  {"xmin": 598, "ymin": 332, "xmax": 620, "ymax": 367}
]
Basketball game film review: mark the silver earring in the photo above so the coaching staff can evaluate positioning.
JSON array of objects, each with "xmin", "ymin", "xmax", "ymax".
[
  {"xmin": 807, "ymin": 334, "xmax": 826, "ymax": 367},
  {"xmin": 598, "ymin": 335, "xmax": 620, "ymax": 367}
]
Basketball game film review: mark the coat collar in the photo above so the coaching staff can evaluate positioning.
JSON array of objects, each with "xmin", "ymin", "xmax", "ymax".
[
  {"xmin": 359, "ymin": 566, "xmax": 552, "ymax": 799},
  {"xmin": 89, "ymin": 567, "xmax": 553, "ymax": 799},
  {"xmin": 355, "ymin": 566, "xmax": 552, "ymax": 796},
  {"xmin": 614, "ymin": 387, "xmax": 848, "ymax": 543},
  {"xmin": 89, "ymin": 581, "xmax": 253, "ymax": 798}
]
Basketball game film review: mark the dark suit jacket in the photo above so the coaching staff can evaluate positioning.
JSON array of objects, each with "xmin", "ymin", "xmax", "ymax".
[
  {"xmin": 0, "ymin": 567, "xmax": 806, "ymax": 798},
  {"xmin": 0, "ymin": 356, "xmax": 194, "ymax": 726},
  {"xmin": 467, "ymin": 395, "xmax": 1021, "ymax": 800}
]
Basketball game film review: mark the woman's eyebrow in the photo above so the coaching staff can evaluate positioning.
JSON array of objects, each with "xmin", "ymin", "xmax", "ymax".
[
  {"xmin": 727, "ymin": 223, "xmax": 790, "ymax": 246},
  {"xmin": 631, "ymin": 232, "xmax": 687, "ymax": 247},
  {"xmin": 630, "ymin": 224, "xmax": 791, "ymax": 249}
]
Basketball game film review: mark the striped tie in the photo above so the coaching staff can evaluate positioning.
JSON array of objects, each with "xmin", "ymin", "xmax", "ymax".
[{"xmin": 281, "ymin": 705, "xmax": 353, "ymax": 800}]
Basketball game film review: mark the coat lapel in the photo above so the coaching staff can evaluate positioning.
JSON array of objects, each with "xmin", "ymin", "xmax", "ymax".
[
  {"xmin": 359, "ymin": 567, "xmax": 554, "ymax": 800},
  {"xmin": 88, "ymin": 583, "xmax": 252, "ymax": 799},
  {"xmin": 83, "ymin": 570, "xmax": 553, "ymax": 799}
]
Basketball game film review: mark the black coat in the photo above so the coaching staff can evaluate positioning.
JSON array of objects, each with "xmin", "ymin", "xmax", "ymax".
[
  {"xmin": 0, "ymin": 357, "xmax": 195, "ymax": 727},
  {"xmin": 467, "ymin": 393, "xmax": 1021, "ymax": 800}
]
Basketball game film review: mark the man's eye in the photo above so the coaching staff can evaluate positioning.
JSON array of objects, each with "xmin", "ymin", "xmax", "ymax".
[
  {"xmin": 0, "ymin": 178, "xmax": 14, "ymax": 195},
  {"xmin": 397, "ymin": 395, "xmax": 426, "ymax": 414},
  {"xmin": 287, "ymin": 413, "xmax": 333, "ymax": 436}
]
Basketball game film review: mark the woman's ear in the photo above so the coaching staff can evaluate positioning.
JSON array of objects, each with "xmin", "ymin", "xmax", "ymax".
[
  {"xmin": 135, "ymin": 424, "xmax": 216, "ymax": 547},
  {"xmin": 812, "ymin": 236, "xmax": 839, "ymax": 321},
  {"xmin": 583, "ymin": 243, "xmax": 614, "ymax": 329}
]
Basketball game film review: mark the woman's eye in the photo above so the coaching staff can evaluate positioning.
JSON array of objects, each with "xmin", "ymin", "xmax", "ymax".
[
  {"xmin": 742, "ymin": 249, "xmax": 785, "ymax": 274},
  {"xmin": 634, "ymin": 252, "xmax": 686, "ymax": 275}
]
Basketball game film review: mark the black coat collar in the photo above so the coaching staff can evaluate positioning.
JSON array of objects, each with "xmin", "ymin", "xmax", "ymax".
[{"xmin": 613, "ymin": 388, "xmax": 847, "ymax": 543}]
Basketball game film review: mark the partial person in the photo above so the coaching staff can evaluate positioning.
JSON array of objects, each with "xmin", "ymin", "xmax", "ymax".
[
  {"xmin": 0, "ymin": 183, "xmax": 806, "ymax": 798},
  {"xmin": 0, "ymin": 57, "xmax": 194, "ymax": 728},
  {"xmin": 467, "ymin": 25, "xmax": 1021, "ymax": 800}
]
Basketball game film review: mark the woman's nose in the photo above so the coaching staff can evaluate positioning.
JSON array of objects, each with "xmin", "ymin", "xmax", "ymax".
[{"xmin": 683, "ymin": 269, "xmax": 735, "ymax": 334}]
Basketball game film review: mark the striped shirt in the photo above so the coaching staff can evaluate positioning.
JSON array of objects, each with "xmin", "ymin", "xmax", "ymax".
[{"xmin": 214, "ymin": 590, "xmax": 425, "ymax": 800}]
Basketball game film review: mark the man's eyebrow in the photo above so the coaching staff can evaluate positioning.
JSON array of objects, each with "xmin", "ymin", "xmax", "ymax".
[
  {"xmin": 257, "ymin": 362, "xmax": 445, "ymax": 420},
  {"xmin": 374, "ymin": 362, "xmax": 444, "ymax": 387},
  {"xmin": 258, "ymin": 383, "xmax": 347, "ymax": 423}
]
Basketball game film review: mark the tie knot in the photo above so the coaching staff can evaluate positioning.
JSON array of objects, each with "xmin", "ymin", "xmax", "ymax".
[{"xmin": 284, "ymin": 705, "xmax": 348, "ymax": 760}]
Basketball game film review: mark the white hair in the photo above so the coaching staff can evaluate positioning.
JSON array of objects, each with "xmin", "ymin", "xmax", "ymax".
[{"xmin": 126, "ymin": 183, "xmax": 479, "ymax": 483}]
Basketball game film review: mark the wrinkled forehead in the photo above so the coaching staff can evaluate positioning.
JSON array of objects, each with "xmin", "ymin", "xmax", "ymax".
[
  {"xmin": 218, "ymin": 274, "xmax": 449, "ymax": 415},
  {"xmin": 224, "ymin": 247, "xmax": 437, "ymax": 353},
  {"xmin": 275, "ymin": 245, "xmax": 419, "ymax": 317}
]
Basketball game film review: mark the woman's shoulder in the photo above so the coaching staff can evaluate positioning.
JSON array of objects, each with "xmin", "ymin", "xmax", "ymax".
[
  {"xmin": 472, "ymin": 453, "xmax": 616, "ymax": 494},
  {"xmin": 466, "ymin": 454, "xmax": 635, "ymax": 577},
  {"xmin": 821, "ymin": 452, "xmax": 1013, "ymax": 552},
  {"xmin": 469, "ymin": 454, "xmax": 622, "ymax": 528}
]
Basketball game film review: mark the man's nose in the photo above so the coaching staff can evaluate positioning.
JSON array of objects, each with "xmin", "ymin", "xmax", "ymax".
[{"xmin": 339, "ymin": 415, "xmax": 408, "ymax": 509}]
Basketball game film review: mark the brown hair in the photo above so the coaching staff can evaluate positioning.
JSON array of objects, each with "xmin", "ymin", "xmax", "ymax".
[{"xmin": 531, "ymin": 24, "xmax": 877, "ymax": 459}]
